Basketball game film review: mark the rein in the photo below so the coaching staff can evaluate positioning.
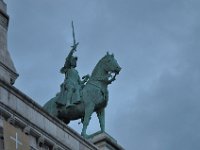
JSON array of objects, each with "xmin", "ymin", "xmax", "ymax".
[
  {"xmin": 88, "ymin": 81, "xmax": 101, "ymax": 89},
  {"xmin": 87, "ymin": 76, "xmax": 108, "ymax": 89},
  {"xmin": 87, "ymin": 56, "xmax": 114, "ymax": 89}
]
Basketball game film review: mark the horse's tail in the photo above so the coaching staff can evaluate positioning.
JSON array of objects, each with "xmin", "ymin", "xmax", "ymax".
[
  {"xmin": 43, "ymin": 97, "xmax": 57, "ymax": 117},
  {"xmin": 43, "ymin": 101, "xmax": 51, "ymax": 111}
]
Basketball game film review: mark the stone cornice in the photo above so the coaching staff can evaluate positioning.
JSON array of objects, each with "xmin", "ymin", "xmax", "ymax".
[
  {"xmin": 0, "ymin": 61, "xmax": 18, "ymax": 77},
  {"xmin": 89, "ymin": 132, "xmax": 124, "ymax": 150},
  {"xmin": 0, "ymin": 61, "xmax": 18, "ymax": 85}
]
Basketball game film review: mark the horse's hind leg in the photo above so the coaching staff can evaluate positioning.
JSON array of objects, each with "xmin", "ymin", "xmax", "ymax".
[
  {"xmin": 81, "ymin": 106, "xmax": 94, "ymax": 137},
  {"xmin": 96, "ymin": 108, "xmax": 105, "ymax": 132}
]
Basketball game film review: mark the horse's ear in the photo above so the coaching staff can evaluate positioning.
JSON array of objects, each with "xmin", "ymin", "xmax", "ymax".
[
  {"xmin": 111, "ymin": 53, "xmax": 114, "ymax": 57},
  {"xmin": 106, "ymin": 52, "xmax": 109, "ymax": 55}
]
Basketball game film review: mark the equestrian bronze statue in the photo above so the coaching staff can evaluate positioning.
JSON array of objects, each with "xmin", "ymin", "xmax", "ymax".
[{"xmin": 43, "ymin": 23, "xmax": 121, "ymax": 137}]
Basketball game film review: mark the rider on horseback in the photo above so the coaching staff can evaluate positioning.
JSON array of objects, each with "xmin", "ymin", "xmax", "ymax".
[
  {"xmin": 56, "ymin": 22, "xmax": 89, "ymax": 107},
  {"xmin": 56, "ymin": 44, "xmax": 89, "ymax": 107},
  {"xmin": 43, "ymin": 22, "xmax": 121, "ymax": 137}
]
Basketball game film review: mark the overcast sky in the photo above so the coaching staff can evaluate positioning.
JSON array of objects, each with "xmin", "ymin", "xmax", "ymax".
[{"xmin": 4, "ymin": 0, "xmax": 200, "ymax": 149}]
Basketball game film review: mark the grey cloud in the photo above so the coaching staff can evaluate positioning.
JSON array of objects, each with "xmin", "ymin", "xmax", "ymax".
[
  {"xmin": 4, "ymin": 0, "xmax": 200, "ymax": 149},
  {"xmin": 113, "ymin": 65, "xmax": 200, "ymax": 150}
]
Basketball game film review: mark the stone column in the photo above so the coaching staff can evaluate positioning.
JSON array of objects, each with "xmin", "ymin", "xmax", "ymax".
[
  {"xmin": 0, "ymin": 0, "xmax": 18, "ymax": 85},
  {"xmin": 89, "ymin": 132, "xmax": 124, "ymax": 150}
]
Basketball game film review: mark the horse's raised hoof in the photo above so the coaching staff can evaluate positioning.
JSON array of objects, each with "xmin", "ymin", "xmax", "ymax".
[
  {"xmin": 65, "ymin": 120, "xmax": 70, "ymax": 124},
  {"xmin": 81, "ymin": 132, "xmax": 88, "ymax": 138},
  {"xmin": 81, "ymin": 133, "xmax": 90, "ymax": 139}
]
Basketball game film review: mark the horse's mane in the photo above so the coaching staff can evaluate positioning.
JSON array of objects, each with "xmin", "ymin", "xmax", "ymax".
[{"xmin": 91, "ymin": 54, "xmax": 110, "ymax": 77}]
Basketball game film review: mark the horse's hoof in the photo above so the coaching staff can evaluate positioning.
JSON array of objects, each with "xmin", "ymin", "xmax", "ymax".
[
  {"xmin": 81, "ymin": 132, "xmax": 89, "ymax": 138},
  {"xmin": 65, "ymin": 120, "xmax": 70, "ymax": 124},
  {"xmin": 81, "ymin": 132, "xmax": 85, "ymax": 137}
]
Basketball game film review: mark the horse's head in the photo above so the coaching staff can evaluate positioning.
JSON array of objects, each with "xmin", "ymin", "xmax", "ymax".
[{"xmin": 102, "ymin": 52, "xmax": 121, "ymax": 75}]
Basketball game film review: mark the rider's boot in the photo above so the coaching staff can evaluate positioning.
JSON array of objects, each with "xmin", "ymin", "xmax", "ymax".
[
  {"xmin": 56, "ymin": 102, "xmax": 66, "ymax": 109},
  {"xmin": 66, "ymin": 90, "xmax": 75, "ymax": 108}
]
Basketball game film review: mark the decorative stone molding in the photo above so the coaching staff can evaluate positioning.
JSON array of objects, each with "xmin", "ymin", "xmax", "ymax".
[
  {"xmin": 23, "ymin": 125, "xmax": 31, "ymax": 135},
  {"xmin": 53, "ymin": 144, "xmax": 60, "ymax": 150},
  {"xmin": 7, "ymin": 115, "xmax": 15, "ymax": 125},
  {"xmin": 37, "ymin": 135, "xmax": 45, "ymax": 147},
  {"xmin": 0, "ymin": 48, "xmax": 19, "ymax": 85},
  {"xmin": 89, "ymin": 132, "xmax": 125, "ymax": 150}
]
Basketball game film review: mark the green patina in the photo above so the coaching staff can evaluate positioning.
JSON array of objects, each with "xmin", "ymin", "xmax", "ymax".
[{"xmin": 43, "ymin": 23, "xmax": 121, "ymax": 137}]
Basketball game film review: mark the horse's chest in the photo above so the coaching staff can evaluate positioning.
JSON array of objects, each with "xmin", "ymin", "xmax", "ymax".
[{"xmin": 93, "ymin": 88, "xmax": 108, "ymax": 105}]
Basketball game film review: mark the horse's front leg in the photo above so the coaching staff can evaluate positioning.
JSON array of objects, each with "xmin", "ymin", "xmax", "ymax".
[
  {"xmin": 81, "ymin": 105, "xmax": 94, "ymax": 138},
  {"xmin": 97, "ymin": 108, "xmax": 105, "ymax": 132}
]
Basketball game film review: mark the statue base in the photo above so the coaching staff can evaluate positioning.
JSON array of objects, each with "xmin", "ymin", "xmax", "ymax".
[{"xmin": 88, "ymin": 131, "xmax": 124, "ymax": 150}]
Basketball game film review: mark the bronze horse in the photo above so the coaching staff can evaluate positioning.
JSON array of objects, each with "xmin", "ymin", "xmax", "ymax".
[{"xmin": 43, "ymin": 52, "xmax": 121, "ymax": 137}]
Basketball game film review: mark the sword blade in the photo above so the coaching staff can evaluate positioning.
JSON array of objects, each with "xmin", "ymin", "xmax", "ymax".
[{"xmin": 71, "ymin": 21, "xmax": 76, "ymax": 46}]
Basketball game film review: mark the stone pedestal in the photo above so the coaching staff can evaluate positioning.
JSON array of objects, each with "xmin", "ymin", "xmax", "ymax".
[{"xmin": 89, "ymin": 132, "xmax": 124, "ymax": 150}]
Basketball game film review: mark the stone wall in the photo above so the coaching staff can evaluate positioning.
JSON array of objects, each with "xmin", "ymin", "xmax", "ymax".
[{"xmin": 0, "ymin": 79, "xmax": 98, "ymax": 150}]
